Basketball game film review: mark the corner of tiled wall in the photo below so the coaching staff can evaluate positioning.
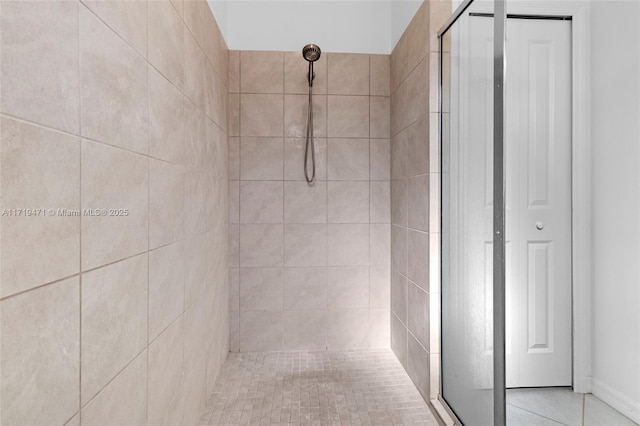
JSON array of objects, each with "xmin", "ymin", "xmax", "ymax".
[
  {"xmin": 0, "ymin": 1, "xmax": 230, "ymax": 424},
  {"xmin": 228, "ymin": 49, "xmax": 392, "ymax": 353},
  {"xmin": 389, "ymin": 0, "xmax": 451, "ymax": 408}
]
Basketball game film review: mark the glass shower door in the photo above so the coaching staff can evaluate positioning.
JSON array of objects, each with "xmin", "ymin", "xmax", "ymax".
[{"xmin": 441, "ymin": 1, "xmax": 501, "ymax": 424}]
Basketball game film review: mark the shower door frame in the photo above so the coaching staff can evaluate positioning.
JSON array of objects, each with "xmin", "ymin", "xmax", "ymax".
[{"xmin": 435, "ymin": 1, "xmax": 592, "ymax": 424}]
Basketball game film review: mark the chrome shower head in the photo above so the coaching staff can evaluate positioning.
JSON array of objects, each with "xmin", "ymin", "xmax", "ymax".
[{"xmin": 302, "ymin": 44, "xmax": 321, "ymax": 62}]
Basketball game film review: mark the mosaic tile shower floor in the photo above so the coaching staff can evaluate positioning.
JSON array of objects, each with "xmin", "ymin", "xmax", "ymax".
[{"xmin": 197, "ymin": 349, "xmax": 438, "ymax": 426}]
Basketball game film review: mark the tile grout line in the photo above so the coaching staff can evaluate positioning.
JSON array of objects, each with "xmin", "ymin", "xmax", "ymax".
[
  {"xmin": 145, "ymin": 1, "xmax": 151, "ymax": 422},
  {"xmin": 77, "ymin": 0, "xmax": 83, "ymax": 421}
]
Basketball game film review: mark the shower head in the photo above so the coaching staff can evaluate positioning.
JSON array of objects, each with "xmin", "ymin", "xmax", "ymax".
[{"xmin": 302, "ymin": 44, "xmax": 321, "ymax": 62}]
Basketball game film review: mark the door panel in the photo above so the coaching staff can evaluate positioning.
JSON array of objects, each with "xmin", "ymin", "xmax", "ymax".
[
  {"xmin": 465, "ymin": 16, "xmax": 572, "ymax": 388},
  {"xmin": 508, "ymin": 18, "xmax": 572, "ymax": 388}
]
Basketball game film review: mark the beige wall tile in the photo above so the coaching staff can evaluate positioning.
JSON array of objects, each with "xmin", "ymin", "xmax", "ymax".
[
  {"xmin": 179, "ymin": 356, "xmax": 206, "ymax": 426},
  {"xmin": 0, "ymin": 118, "xmax": 80, "ymax": 298},
  {"xmin": 240, "ymin": 138, "xmax": 284, "ymax": 180},
  {"xmin": 81, "ymin": 254, "xmax": 148, "ymax": 403},
  {"xmin": 328, "ymin": 224, "xmax": 369, "ymax": 266},
  {"xmin": 284, "ymin": 138, "xmax": 327, "ymax": 181},
  {"xmin": 284, "ymin": 267, "xmax": 327, "ymax": 310},
  {"xmin": 370, "ymin": 139, "xmax": 391, "ymax": 180},
  {"xmin": 391, "ymin": 225, "xmax": 408, "ymax": 276},
  {"xmin": 81, "ymin": 350, "xmax": 147, "ymax": 426},
  {"xmin": 391, "ymin": 313, "xmax": 408, "ymax": 368},
  {"xmin": 184, "ymin": 97, "xmax": 207, "ymax": 171},
  {"xmin": 429, "ymin": 52, "xmax": 439, "ymax": 113},
  {"xmin": 327, "ymin": 53, "xmax": 369, "ymax": 95},
  {"xmin": 183, "ymin": 170, "xmax": 208, "ymax": 236},
  {"xmin": 0, "ymin": 1, "xmax": 79, "ymax": 133},
  {"xmin": 407, "ymin": 115, "xmax": 429, "ymax": 176},
  {"xmin": 171, "ymin": 0, "xmax": 184, "ymax": 18},
  {"xmin": 370, "ymin": 96, "xmax": 391, "ymax": 139},
  {"xmin": 148, "ymin": 318, "xmax": 185, "ymax": 426},
  {"xmin": 241, "ymin": 94, "xmax": 284, "ymax": 137},
  {"xmin": 240, "ymin": 267, "xmax": 284, "ymax": 311},
  {"xmin": 183, "ymin": 299, "xmax": 208, "ymax": 370},
  {"xmin": 391, "ymin": 178, "xmax": 408, "ymax": 227},
  {"xmin": 82, "ymin": 0, "xmax": 147, "ymax": 57},
  {"xmin": 284, "ymin": 94, "xmax": 327, "ymax": 138},
  {"xmin": 391, "ymin": 32, "xmax": 408, "ymax": 94},
  {"xmin": 240, "ymin": 310, "xmax": 283, "ymax": 352},
  {"xmin": 391, "ymin": 130, "xmax": 408, "ymax": 179},
  {"xmin": 81, "ymin": 140, "xmax": 148, "ymax": 271},
  {"xmin": 229, "ymin": 267, "xmax": 240, "ymax": 312},
  {"xmin": 149, "ymin": 242, "xmax": 185, "ymax": 342},
  {"xmin": 205, "ymin": 63, "xmax": 227, "ymax": 130},
  {"xmin": 284, "ymin": 181, "xmax": 327, "ymax": 224},
  {"xmin": 229, "ymin": 309, "xmax": 240, "ymax": 352},
  {"xmin": 391, "ymin": 269, "xmax": 408, "ymax": 325},
  {"xmin": 327, "ymin": 139, "xmax": 369, "ymax": 180},
  {"xmin": 284, "ymin": 310, "xmax": 327, "ymax": 350},
  {"xmin": 328, "ymin": 181, "xmax": 369, "ymax": 224},
  {"xmin": 65, "ymin": 412, "xmax": 80, "ymax": 426},
  {"xmin": 149, "ymin": 67, "xmax": 185, "ymax": 165},
  {"xmin": 408, "ymin": 229, "xmax": 429, "ymax": 290},
  {"xmin": 328, "ymin": 267, "xmax": 369, "ymax": 309},
  {"xmin": 369, "ymin": 308, "xmax": 391, "ymax": 348},
  {"xmin": 370, "ymin": 267, "xmax": 391, "ymax": 308},
  {"xmin": 149, "ymin": 0, "xmax": 184, "ymax": 89},
  {"xmin": 0, "ymin": 277, "xmax": 79, "ymax": 426},
  {"xmin": 80, "ymin": 6, "xmax": 148, "ymax": 154},
  {"xmin": 184, "ymin": 27, "xmax": 206, "ymax": 109},
  {"xmin": 184, "ymin": 233, "xmax": 210, "ymax": 308},
  {"xmin": 327, "ymin": 309, "xmax": 369, "ymax": 349},
  {"xmin": 327, "ymin": 96, "xmax": 369, "ymax": 138},
  {"xmin": 370, "ymin": 54, "xmax": 390, "ymax": 96},
  {"xmin": 407, "ymin": 333, "xmax": 429, "ymax": 401},
  {"xmin": 407, "ymin": 1, "xmax": 430, "ymax": 73},
  {"xmin": 229, "ymin": 94, "xmax": 240, "ymax": 136},
  {"xmin": 370, "ymin": 181, "xmax": 391, "ymax": 224},
  {"xmin": 229, "ymin": 50, "xmax": 240, "ymax": 93},
  {"xmin": 241, "ymin": 50, "xmax": 284, "ymax": 94},
  {"xmin": 284, "ymin": 224, "xmax": 328, "ymax": 267},
  {"xmin": 370, "ymin": 224, "xmax": 391, "ymax": 266},
  {"xmin": 210, "ymin": 119, "xmax": 229, "ymax": 178},
  {"xmin": 404, "ymin": 58, "xmax": 429, "ymax": 126},
  {"xmin": 229, "ymin": 137, "xmax": 240, "ymax": 179},
  {"xmin": 408, "ymin": 174, "xmax": 429, "ymax": 232},
  {"xmin": 429, "ymin": 113, "xmax": 440, "ymax": 173},
  {"xmin": 229, "ymin": 180, "xmax": 240, "ymax": 224},
  {"xmin": 430, "ymin": 0, "xmax": 453, "ymax": 52},
  {"xmin": 149, "ymin": 159, "xmax": 184, "ymax": 249},
  {"xmin": 240, "ymin": 224, "xmax": 284, "ymax": 267},
  {"xmin": 285, "ymin": 51, "xmax": 327, "ymax": 95},
  {"xmin": 230, "ymin": 224, "xmax": 239, "ymax": 267},
  {"xmin": 240, "ymin": 181, "xmax": 283, "ymax": 224},
  {"xmin": 408, "ymin": 282, "xmax": 429, "ymax": 349}
]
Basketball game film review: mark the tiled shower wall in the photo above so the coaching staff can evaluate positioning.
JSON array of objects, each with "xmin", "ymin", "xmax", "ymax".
[
  {"xmin": 0, "ymin": 1, "xmax": 229, "ymax": 425},
  {"xmin": 389, "ymin": 0, "xmax": 450, "ymax": 404},
  {"xmin": 228, "ymin": 50, "xmax": 392, "ymax": 352}
]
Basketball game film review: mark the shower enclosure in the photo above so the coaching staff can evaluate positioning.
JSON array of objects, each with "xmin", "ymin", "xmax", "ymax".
[{"xmin": 440, "ymin": 0, "xmax": 640, "ymax": 425}]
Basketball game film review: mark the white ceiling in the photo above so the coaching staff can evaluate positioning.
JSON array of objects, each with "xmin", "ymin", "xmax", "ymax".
[{"xmin": 207, "ymin": 0, "xmax": 423, "ymax": 54}]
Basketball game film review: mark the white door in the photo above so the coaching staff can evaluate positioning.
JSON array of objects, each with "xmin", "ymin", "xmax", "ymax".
[
  {"xmin": 463, "ymin": 16, "xmax": 572, "ymax": 388},
  {"xmin": 506, "ymin": 18, "xmax": 572, "ymax": 388}
]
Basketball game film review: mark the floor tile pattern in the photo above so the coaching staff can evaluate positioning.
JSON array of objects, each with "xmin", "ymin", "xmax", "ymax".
[{"xmin": 198, "ymin": 349, "xmax": 437, "ymax": 425}]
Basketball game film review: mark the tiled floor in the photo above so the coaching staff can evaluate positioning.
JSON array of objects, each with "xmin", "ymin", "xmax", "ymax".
[
  {"xmin": 197, "ymin": 349, "xmax": 438, "ymax": 425},
  {"xmin": 507, "ymin": 387, "xmax": 639, "ymax": 426}
]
